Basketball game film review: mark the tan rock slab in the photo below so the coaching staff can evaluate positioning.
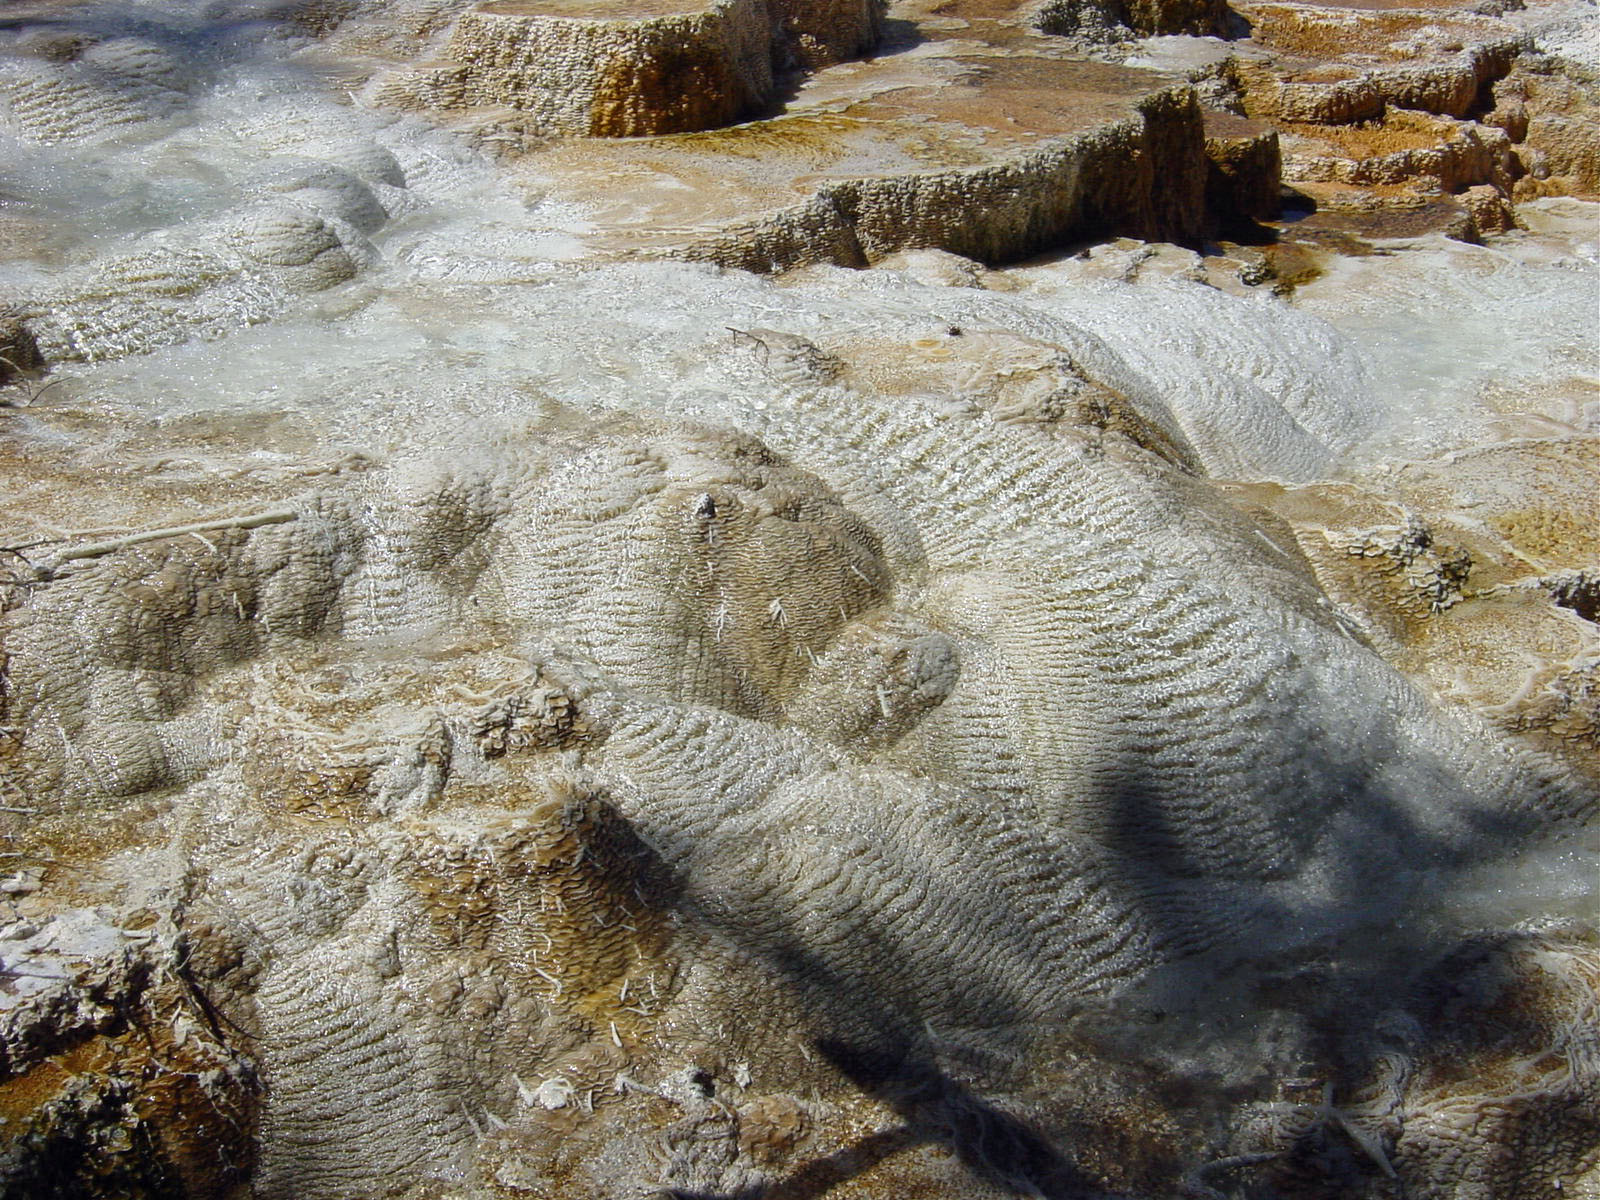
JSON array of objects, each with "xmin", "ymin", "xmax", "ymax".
[
  {"xmin": 374, "ymin": 0, "xmax": 884, "ymax": 135},
  {"xmin": 515, "ymin": 49, "xmax": 1210, "ymax": 268},
  {"xmin": 1233, "ymin": 0, "xmax": 1523, "ymax": 124}
]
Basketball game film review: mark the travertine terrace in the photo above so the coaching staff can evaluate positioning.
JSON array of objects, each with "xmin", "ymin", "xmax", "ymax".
[
  {"xmin": 0, "ymin": 0, "xmax": 1596, "ymax": 1196},
  {"xmin": 378, "ymin": 0, "xmax": 883, "ymax": 135}
]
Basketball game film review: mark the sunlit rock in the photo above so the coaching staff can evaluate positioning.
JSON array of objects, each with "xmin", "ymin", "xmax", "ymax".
[
  {"xmin": 0, "ymin": 0, "xmax": 1595, "ymax": 1196},
  {"xmin": 1239, "ymin": 436, "xmax": 1600, "ymax": 786},
  {"xmin": 1232, "ymin": 2, "xmax": 1522, "ymax": 126},
  {"xmin": 375, "ymin": 0, "xmax": 884, "ymax": 135}
]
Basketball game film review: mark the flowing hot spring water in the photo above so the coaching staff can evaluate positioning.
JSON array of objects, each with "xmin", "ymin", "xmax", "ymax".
[{"xmin": 0, "ymin": 0, "xmax": 1596, "ymax": 1197}]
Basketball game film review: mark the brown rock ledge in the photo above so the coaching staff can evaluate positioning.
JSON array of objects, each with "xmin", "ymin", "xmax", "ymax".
[
  {"xmin": 375, "ymin": 0, "xmax": 885, "ymax": 135},
  {"xmin": 1232, "ymin": 0, "xmax": 1524, "ymax": 126},
  {"xmin": 356, "ymin": 0, "xmax": 1225, "ymax": 267},
  {"xmin": 517, "ymin": 54, "xmax": 1210, "ymax": 269},
  {"xmin": 1203, "ymin": 109, "xmax": 1283, "ymax": 226}
]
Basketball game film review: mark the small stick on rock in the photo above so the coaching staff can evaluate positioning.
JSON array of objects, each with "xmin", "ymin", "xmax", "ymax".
[{"xmin": 35, "ymin": 510, "xmax": 299, "ymax": 579}]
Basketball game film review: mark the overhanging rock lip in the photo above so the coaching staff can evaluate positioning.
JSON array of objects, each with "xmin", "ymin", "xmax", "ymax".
[{"xmin": 518, "ymin": 61, "xmax": 1210, "ymax": 269}]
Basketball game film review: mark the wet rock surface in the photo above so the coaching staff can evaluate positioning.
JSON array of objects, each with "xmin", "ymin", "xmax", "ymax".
[
  {"xmin": 0, "ymin": 0, "xmax": 1596, "ymax": 1197},
  {"xmin": 376, "ymin": 0, "xmax": 885, "ymax": 135}
]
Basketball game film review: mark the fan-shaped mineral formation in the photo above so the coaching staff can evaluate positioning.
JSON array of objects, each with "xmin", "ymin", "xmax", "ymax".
[{"xmin": 0, "ymin": 0, "xmax": 1595, "ymax": 1197}]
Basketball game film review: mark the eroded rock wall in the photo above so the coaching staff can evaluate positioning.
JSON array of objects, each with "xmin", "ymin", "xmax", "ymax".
[{"xmin": 382, "ymin": 0, "xmax": 884, "ymax": 135}]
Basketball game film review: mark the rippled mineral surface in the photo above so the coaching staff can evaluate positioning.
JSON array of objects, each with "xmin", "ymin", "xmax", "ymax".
[{"xmin": 0, "ymin": 0, "xmax": 1597, "ymax": 1196}]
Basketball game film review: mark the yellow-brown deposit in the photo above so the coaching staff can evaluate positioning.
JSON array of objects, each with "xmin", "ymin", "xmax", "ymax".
[
  {"xmin": 376, "ymin": 0, "xmax": 884, "ymax": 135},
  {"xmin": 0, "ymin": 0, "xmax": 1596, "ymax": 1196}
]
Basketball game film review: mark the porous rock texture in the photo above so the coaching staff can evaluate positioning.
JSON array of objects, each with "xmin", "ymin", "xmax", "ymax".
[
  {"xmin": 1034, "ymin": 0, "xmax": 1228, "ymax": 41},
  {"xmin": 369, "ymin": 0, "xmax": 1221, "ymax": 266},
  {"xmin": 384, "ymin": 0, "xmax": 884, "ymax": 135},
  {"xmin": 1232, "ymin": 436, "xmax": 1600, "ymax": 787},
  {"xmin": 1129, "ymin": 0, "xmax": 1599, "ymax": 244},
  {"xmin": 0, "ymin": 0, "xmax": 1596, "ymax": 1197},
  {"xmin": 0, "ymin": 908, "xmax": 258, "ymax": 1197},
  {"xmin": 3, "ymin": 280, "xmax": 1597, "ymax": 1196}
]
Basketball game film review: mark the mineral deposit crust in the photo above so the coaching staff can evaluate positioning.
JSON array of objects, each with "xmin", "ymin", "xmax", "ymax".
[
  {"xmin": 0, "ymin": 0, "xmax": 1597, "ymax": 1196},
  {"xmin": 395, "ymin": 0, "xmax": 884, "ymax": 135}
]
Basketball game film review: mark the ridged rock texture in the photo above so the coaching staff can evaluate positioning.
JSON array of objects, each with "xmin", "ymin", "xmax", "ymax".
[
  {"xmin": 368, "ymin": 1, "xmax": 1221, "ymax": 265},
  {"xmin": 1214, "ymin": 0, "xmax": 1598, "ymax": 239},
  {"xmin": 388, "ymin": 0, "xmax": 885, "ymax": 135},
  {"xmin": 0, "ymin": 0, "xmax": 1596, "ymax": 1197},
  {"xmin": 1034, "ymin": 0, "xmax": 1228, "ymax": 41}
]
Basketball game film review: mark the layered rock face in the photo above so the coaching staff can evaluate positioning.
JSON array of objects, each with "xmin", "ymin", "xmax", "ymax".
[
  {"xmin": 1225, "ymin": 0, "xmax": 1598, "ymax": 236},
  {"xmin": 0, "ymin": 0, "xmax": 1596, "ymax": 1197},
  {"xmin": 382, "ymin": 0, "xmax": 883, "ymax": 135},
  {"xmin": 369, "ymin": 0, "xmax": 1221, "ymax": 263}
]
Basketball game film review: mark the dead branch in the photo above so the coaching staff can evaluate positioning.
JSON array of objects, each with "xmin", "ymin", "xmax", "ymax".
[{"xmin": 34, "ymin": 509, "xmax": 299, "ymax": 579}]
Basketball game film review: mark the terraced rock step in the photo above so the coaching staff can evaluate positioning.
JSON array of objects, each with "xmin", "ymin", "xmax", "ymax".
[
  {"xmin": 375, "ymin": 0, "xmax": 884, "ymax": 135},
  {"xmin": 354, "ymin": 0, "xmax": 1596, "ymax": 273},
  {"xmin": 1232, "ymin": 0, "xmax": 1523, "ymax": 125},
  {"xmin": 520, "ymin": 52, "xmax": 1211, "ymax": 269},
  {"xmin": 360, "ymin": 0, "xmax": 1237, "ymax": 264},
  {"xmin": 1132, "ymin": 0, "xmax": 1597, "ymax": 245},
  {"xmin": 1202, "ymin": 108, "xmax": 1283, "ymax": 225}
]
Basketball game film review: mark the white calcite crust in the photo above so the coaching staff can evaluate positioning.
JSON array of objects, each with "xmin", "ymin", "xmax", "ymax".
[{"xmin": 0, "ymin": 1, "xmax": 1594, "ymax": 1197}]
